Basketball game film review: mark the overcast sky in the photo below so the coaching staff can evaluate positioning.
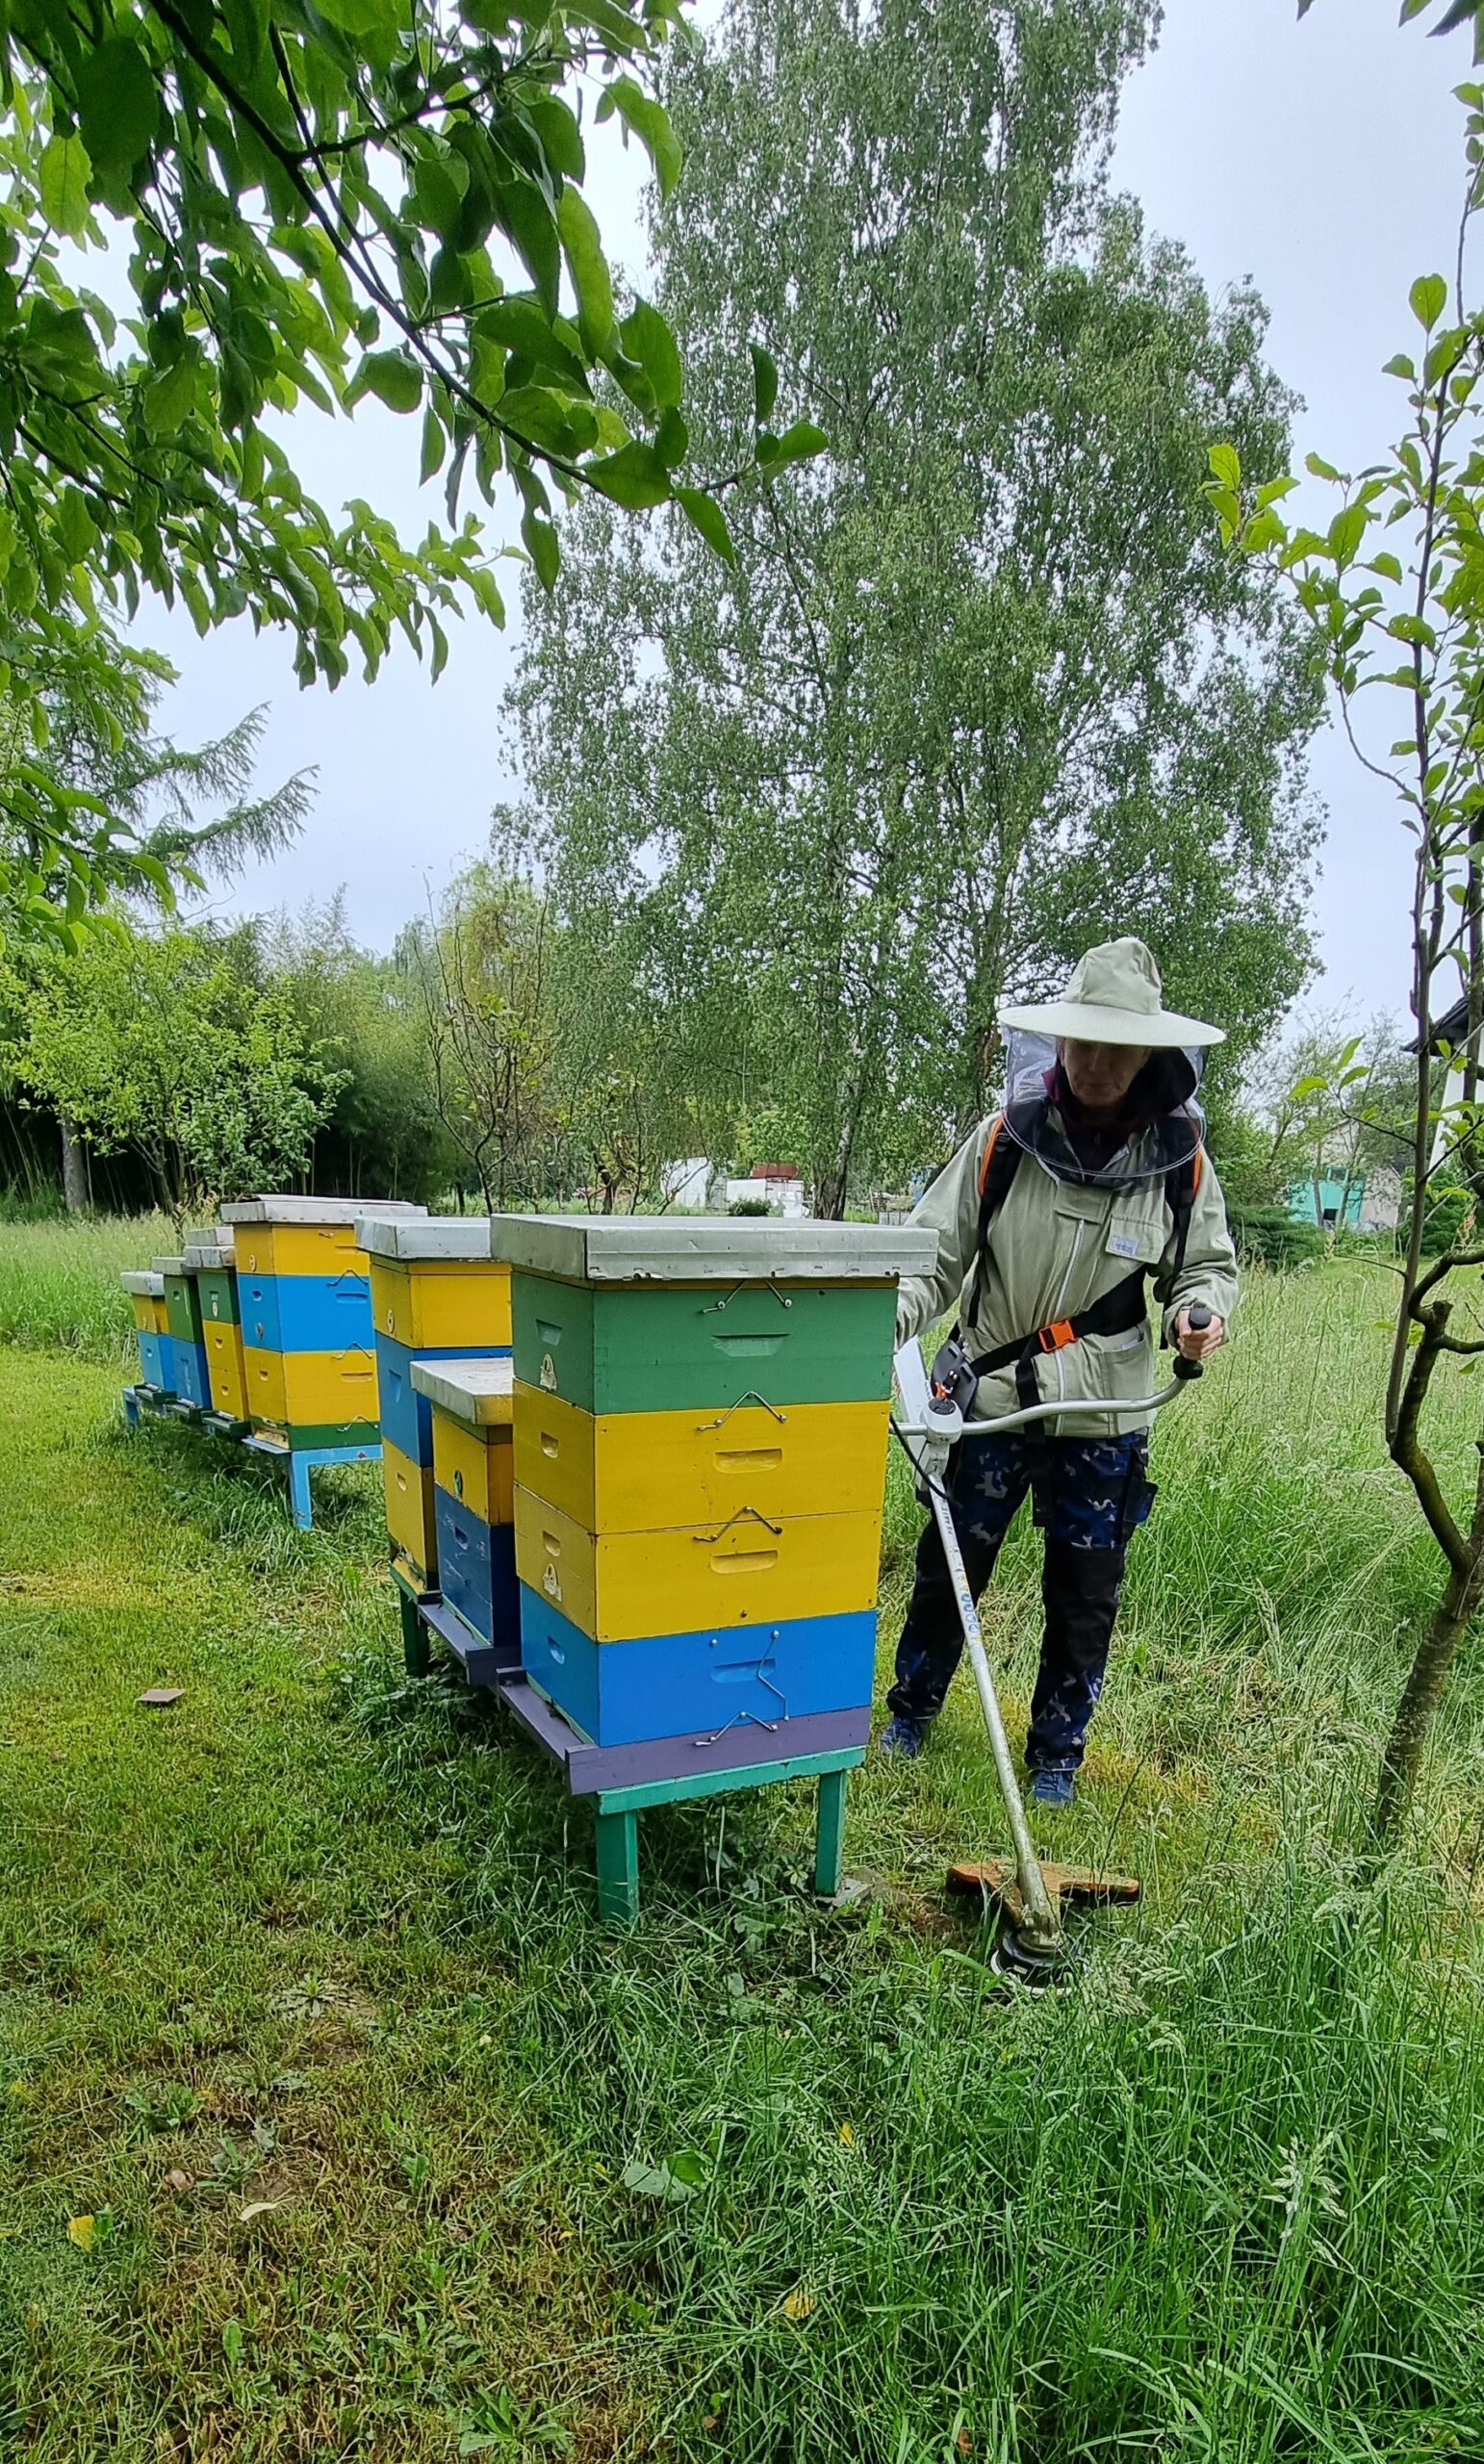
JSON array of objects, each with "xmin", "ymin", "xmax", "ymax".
[{"xmin": 139, "ymin": 0, "xmax": 1466, "ymax": 1027}]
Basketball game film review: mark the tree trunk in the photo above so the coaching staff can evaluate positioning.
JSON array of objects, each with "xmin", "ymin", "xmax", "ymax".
[
  {"xmin": 1374, "ymin": 1556, "xmax": 1483, "ymax": 1840},
  {"xmin": 59, "ymin": 1115, "xmax": 89, "ymax": 1216}
]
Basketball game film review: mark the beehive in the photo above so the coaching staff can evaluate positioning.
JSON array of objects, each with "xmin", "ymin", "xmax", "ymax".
[
  {"xmin": 500, "ymin": 1216, "xmax": 930, "ymax": 1753},
  {"xmin": 182, "ymin": 1232, "xmax": 246, "ymax": 1424},
  {"xmin": 120, "ymin": 1270, "xmax": 174, "ymax": 1396},
  {"xmin": 153, "ymin": 1254, "xmax": 212, "ymax": 1410},
  {"xmin": 411, "ymin": 1356, "xmax": 517, "ymax": 1661},
  {"xmin": 356, "ymin": 1216, "xmax": 513, "ymax": 1591},
  {"xmin": 220, "ymin": 1195, "xmax": 425, "ymax": 1449}
]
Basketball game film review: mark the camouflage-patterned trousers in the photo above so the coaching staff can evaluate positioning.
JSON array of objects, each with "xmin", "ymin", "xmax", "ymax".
[{"xmin": 887, "ymin": 1431, "xmax": 1155, "ymax": 1774}]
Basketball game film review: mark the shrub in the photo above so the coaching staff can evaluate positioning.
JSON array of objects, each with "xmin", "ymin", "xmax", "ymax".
[{"xmin": 1226, "ymin": 1201, "xmax": 1325, "ymax": 1270}]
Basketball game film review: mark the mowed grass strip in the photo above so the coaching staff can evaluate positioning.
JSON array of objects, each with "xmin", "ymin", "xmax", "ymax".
[{"xmin": 0, "ymin": 1265, "xmax": 1483, "ymax": 2458}]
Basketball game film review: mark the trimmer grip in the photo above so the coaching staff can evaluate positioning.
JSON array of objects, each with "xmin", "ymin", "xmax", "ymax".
[{"xmin": 1173, "ymin": 1301, "xmax": 1213, "ymax": 1381}]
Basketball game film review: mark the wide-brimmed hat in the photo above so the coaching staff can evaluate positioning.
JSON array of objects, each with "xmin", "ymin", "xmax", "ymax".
[{"xmin": 998, "ymin": 937, "xmax": 1225, "ymax": 1050}]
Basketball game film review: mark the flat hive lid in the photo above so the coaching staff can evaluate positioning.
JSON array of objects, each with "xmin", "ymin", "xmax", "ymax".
[
  {"xmin": 411, "ymin": 1355, "xmax": 514, "ymax": 1427},
  {"xmin": 214, "ymin": 1224, "xmax": 237, "ymax": 1250},
  {"xmin": 152, "ymin": 1255, "xmax": 187, "ymax": 1275},
  {"xmin": 356, "ymin": 1214, "xmax": 496, "ymax": 1263},
  {"xmin": 183, "ymin": 1244, "xmax": 230, "ymax": 1270},
  {"xmin": 490, "ymin": 1213, "xmax": 938, "ymax": 1284},
  {"xmin": 220, "ymin": 1194, "xmax": 427, "ymax": 1225},
  {"xmin": 120, "ymin": 1270, "xmax": 165, "ymax": 1297}
]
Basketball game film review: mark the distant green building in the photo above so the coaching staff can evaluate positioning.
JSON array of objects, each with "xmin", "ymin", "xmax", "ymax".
[{"xmin": 1288, "ymin": 1176, "xmax": 1365, "ymax": 1232}]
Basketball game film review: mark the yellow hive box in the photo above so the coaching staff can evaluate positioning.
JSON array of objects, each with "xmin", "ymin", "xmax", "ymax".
[
  {"xmin": 204, "ymin": 1318, "xmax": 248, "ymax": 1422},
  {"xmin": 223, "ymin": 1196, "xmax": 426, "ymax": 1281},
  {"xmin": 382, "ymin": 1437, "xmax": 437, "ymax": 1581},
  {"xmin": 432, "ymin": 1410, "xmax": 515, "ymax": 1527},
  {"xmin": 513, "ymin": 1386, "xmax": 889, "ymax": 1534},
  {"xmin": 368, "ymin": 1256, "xmax": 512, "ymax": 1350},
  {"xmin": 127, "ymin": 1291, "xmax": 155, "ymax": 1333},
  {"xmin": 513, "ymin": 1487, "xmax": 882, "ymax": 1643},
  {"xmin": 243, "ymin": 1344, "xmax": 379, "ymax": 1426},
  {"xmin": 234, "ymin": 1220, "xmax": 359, "ymax": 1277}
]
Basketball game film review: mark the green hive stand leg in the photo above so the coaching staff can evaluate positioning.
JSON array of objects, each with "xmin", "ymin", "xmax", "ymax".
[
  {"xmin": 813, "ymin": 1766, "xmax": 849, "ymax": 1898},
  {"xmin": 288, "ymin": 1453, "xmax": 313, "ymax": 1530},
  {"xmin": 594, "ymin": 1807, "xmax": 640, "ymax": 1931},
  {"xmin": 399, "ymin": 1585, "xmax": 430, "ymax": 1679}
]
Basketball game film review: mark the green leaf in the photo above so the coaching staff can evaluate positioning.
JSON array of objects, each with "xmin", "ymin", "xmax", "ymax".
[
  {"xmin": 357, "ymin": 349, "xmax": 423, "ymax": 414},
  {"xmin": 1411, "ymin": 273, "xmax": 1448, "ymax": 331},
  {"xmin": 758, "ymin": 418, "xmax": 827, "ymax": 472},
  {"xmin": 1327, "ymin": 501, "xmax": 1369, "ymax": 567},
  {"xmin": 675, "ymin": 485, "xmax": 735, "ymax": 564},
  {"xmin": 621, "ymin": 2154, "xmax": 703, "ymax": 2202},
  {"xmin": 1368, "ymin": 551, "xmax": 1404, "ymax": 582},
  {"xmin": 38, "ymin": 135, "xmax": 92, "ymax": 240},
  {"xmin": 621, "ymin": 300, "xmax": 682, "ymax": 409},
  {"xmin": 586, "ymin": 442, "xmax": 673, "ymax": 509},
  {"xmin": 556, "ymin": 186, "xmax": 615, "ymax": 357},
  {"xmin": 525, "ymin": 97, "xmax": 585, "ymax": 183},
  {"xmin": 1305, "ymin": 451, "xmax": 1343, "ymax": 483},
  {"xmin": 522, "ymin": 508, "xmax": 560, "ymax": 590},
  {"xmin": 493, "ymin": 179, "xmax": 560, "ymax": 322},
  {"xmin": 654, "ymin": 404, "xmax": 688, "ymax": 467},
  {"xmin": 74, "ymin": 40, "xmax": 159, "ymax": 180},
  {"xmin": 477, "ymin": 296, "xmax": 588, "ymax": 390},
  {"xmin": 420, "ymin": 404, "xmax": 446, "ymax": 483},
  {"xmin": 498, "ymin": 384, "xmax": 581, "ymax": 452},
  {"xmin": 595, "ymin": 76, "xmax": 683, "ymax": 199},
  {"xmin": 309, "ymin": 0, "xmax": 384, "ymax": 30},
  {"xmin": 1207, "ymin": 442, "xmax": 1241, "ymax": 490},
  {"xmin": 141, "ymin": 356, "xmax": 199, "ymax": 437},
  {"xmin": 1389, "ymin": 612, "xmax": 1438, "ymax": 648},
  {"xmin": 751, "ymin": 343, "xmax": 779, "ymax": 426},
  {"xmin": 1382, "ymin": 353, "xmax": 1417, "ymax": 381}
]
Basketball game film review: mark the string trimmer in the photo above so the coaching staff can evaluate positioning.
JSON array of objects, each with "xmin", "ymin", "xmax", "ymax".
[{"xmin": 891, "ymin": 1308, "xmax": 1214, "ymax": 1985}]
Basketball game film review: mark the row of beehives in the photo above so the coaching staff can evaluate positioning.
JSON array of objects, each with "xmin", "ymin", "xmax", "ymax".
[{"xmin": 121, "ymin": 1203, "xmax": 934, "ymax": 1759}]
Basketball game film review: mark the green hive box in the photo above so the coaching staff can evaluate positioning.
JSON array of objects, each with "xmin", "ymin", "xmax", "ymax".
[{"xmin": 501, "ymin": 1218, "xmax": 927, "ymax": 1415}]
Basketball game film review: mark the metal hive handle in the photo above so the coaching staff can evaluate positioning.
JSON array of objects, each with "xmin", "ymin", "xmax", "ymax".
[{"xmin": 695, "ymin": 1390, "xmax": 787, "ymax": 1431}]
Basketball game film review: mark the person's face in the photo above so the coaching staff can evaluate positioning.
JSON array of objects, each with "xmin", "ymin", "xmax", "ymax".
[{"xmin": 1059, "ymin": 1038, "xmax": 1151, "ymax": 1113}]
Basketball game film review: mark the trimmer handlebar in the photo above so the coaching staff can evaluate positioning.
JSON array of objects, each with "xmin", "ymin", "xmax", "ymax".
[{"xmin": 893, "ymin": 1300, "xmax": 1216, "ymax": 1494}]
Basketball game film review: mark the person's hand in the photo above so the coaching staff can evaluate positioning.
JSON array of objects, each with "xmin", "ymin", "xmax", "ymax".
[{"xmin": 1175, "ymin": 1306, "xmax": 1224, "ymax": 1363}]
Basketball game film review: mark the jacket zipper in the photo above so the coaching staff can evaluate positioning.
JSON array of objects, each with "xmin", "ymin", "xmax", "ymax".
[{"xmin": 1048, "ymin": 1220, "xmax": 1084, "ymax": 1410}]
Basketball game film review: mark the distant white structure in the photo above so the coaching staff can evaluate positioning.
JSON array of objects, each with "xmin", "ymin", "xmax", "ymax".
[
  {"xmin": 662, "ymin": 1157, "xmax": 716, "ymax": 1209},
  {"xmin": 723, "ymin": 1164, "xmax": 808, "ymax": 1219}
]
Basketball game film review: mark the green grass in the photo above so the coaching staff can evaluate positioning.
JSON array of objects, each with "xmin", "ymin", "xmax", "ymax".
[
  {"xmin": 2, "ymin": 1248, "xmax": 1484, "ymax": 2458},
  {"xmin": 0, "ymin": 1214, "xmax": 175, "ymax": 1363}
]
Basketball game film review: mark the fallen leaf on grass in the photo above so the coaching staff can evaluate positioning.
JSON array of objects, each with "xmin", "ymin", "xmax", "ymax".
[
  {"xmin": 837, "ymin": 2122, "xmax": 855, "ymax": 2145},
  {"xmin": 8, "ymin": 2081, "xmax": 30, "ymax": 2102},
  {"xmin": 238, "ymin": 2200, "xmax": 282, "ymax": 2222},
  {"xmin": 164, "ymin": 2169, "xmax": 193, "ymax": 2193},
  {"xmin": 620, "ymin": 2151, "xmax": 707, "ymax": 2204},
  {"xmin": 780, "ymin": 2286, "xmax": 816, "ymax": 2322},
  {"xmin": 66, "ymin": 2216, "xmax": 97, "ymax": 2250}
]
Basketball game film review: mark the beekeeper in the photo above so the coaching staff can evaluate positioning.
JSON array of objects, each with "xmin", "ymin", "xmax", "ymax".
[{"xmin": 883, "ymin": 937, "xmax": 1237, "ymax": 1804}]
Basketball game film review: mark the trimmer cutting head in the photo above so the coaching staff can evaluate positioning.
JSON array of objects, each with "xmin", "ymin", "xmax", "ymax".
[{"xmin": 946, "ymin": 1859, "xmax": 1141, "ymax": 1987}]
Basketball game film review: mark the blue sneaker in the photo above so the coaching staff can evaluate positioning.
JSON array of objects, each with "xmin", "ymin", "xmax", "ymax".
[
  {"xmin": 1028, "ymin": 1769, "xmax": 1075, "ymax": 1810},
  {"xmin": 880, "ymin": 1714, "xmax": 928, "ymax": 1760}
]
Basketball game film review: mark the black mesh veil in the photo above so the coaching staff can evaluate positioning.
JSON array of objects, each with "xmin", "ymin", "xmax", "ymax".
[{"xmin": 998, "ymin": 1030, "xmax": 1207, "ymax": 1190}]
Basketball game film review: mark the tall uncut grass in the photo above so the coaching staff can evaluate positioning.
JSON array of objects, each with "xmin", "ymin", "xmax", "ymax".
[{"xmin": 0, "ymin": 1212, "xmax": 172, "ymax": 1361}]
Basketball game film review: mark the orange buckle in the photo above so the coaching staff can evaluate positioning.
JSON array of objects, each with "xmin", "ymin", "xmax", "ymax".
[{"xmin": 1037, "ymin": 1320, "xmax": 1077, "ymax": 1353}]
